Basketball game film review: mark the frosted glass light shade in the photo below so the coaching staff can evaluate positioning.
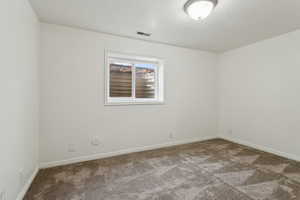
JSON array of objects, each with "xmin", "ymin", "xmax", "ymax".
[{"xmin": 184, "ymin": 0, "xmax": 217, "ymax": 20}]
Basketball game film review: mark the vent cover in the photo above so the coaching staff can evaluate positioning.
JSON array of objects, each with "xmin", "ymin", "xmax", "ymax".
[{"xmin": 137, "ymin": 31, "xmax": 151, "ymax": 37}]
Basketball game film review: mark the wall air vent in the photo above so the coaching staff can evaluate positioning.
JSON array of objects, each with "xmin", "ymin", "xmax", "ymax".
[{"xmin": 137, "ymin": 31, "xmax": 152, "ymax": 37}]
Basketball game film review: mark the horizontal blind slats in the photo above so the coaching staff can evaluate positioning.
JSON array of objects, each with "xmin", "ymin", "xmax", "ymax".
[
  {"xmin": 135, "ymin": 67, "xmax": 155, "ymax": 98},
  {"xmin": 109, "ymin": 65, "xmax": 132, "ymax": 97}
]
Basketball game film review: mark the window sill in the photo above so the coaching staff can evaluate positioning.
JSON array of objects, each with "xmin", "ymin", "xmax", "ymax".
[{"xmin": 104, "ymin": 101, "xmax": 165, "ymax": 106}]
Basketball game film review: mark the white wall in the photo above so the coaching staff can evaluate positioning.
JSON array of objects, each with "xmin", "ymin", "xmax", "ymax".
[
  {"xmin": 0, "ymin": 0, "xmax": 39, "ymax": 199},
  {"xmin": 39, "ymin": 23, "xmax": 218, "ymax": 166},
  {"xmin": 218, "ymin": 30, "xmax": 300, "ymax": 160},
  {"xmin": 1, "ymin": 1, "xmax": 299, "ymax": 197}
]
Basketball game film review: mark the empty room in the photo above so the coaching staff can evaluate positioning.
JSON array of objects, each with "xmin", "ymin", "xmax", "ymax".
[{"xmin": 2, "ymin": 0, "xmax": 300, "ymax": 199}]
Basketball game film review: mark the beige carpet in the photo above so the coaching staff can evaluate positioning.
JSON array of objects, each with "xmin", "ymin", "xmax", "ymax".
[{"xmin": 25, "ymin": 139, "xmax": 300, "ymax": 200}]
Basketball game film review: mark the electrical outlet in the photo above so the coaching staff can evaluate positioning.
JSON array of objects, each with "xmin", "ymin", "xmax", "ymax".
[
  {"xmin": 227, "ymin": 129, "xmax": 233, "ymax": 136},
  {"xmin": 19, "ymin": 168, "xmax": 25, "ymax": 185},
  {"xmin": 91, "ymin": 137, "xmax": 101, "ymax": 146},
  {"xmin": 0, "ymin": 190, "xmax": 7, "ymax": 200},
  {"xmin": 68, "ymin": 144, "xmax": 76, "ymax": 152},
  {"xmin": 169, "ymin": 133, "xmax": 174, "ymax": 139}
]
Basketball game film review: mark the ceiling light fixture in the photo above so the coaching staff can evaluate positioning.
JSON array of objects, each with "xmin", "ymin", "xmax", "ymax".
[{"xmin": 184, "ymin": 0, "xmax": 218, "ymax": 20}]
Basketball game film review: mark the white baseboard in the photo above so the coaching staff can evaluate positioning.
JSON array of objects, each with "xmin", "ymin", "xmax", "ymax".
[
  {"xmin": 16, "ymin": 166, "xmax": 39, "ymax": 200},
  {"xmin": 40, "ymin": 136, "xmax": 216, "ymax": 169},
  {"xmin": 220, "ymin": 135, "xmax": 300, "ymax": 162}
]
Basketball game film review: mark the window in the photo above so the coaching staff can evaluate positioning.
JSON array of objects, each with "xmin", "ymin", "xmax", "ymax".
[{"xmin": 105, "ymin": 51, "xmax": 164, "ymax": 105}]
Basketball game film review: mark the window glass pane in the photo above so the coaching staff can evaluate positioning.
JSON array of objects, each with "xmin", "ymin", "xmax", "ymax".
[
  {"xmin": 110, "ymin": 63, "xmax": 132, "ymax": 97},
  {"xmin": 135, "ymin": 63, "xmax": 156, "ymax": 99}
]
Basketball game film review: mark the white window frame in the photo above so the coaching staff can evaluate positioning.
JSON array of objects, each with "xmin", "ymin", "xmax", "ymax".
[{"xmin": 105, "ymin": 51, "xmax": 164, "ymax": 105}]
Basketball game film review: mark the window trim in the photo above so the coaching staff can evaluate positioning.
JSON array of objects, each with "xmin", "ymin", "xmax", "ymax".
[{"xmin": 104, "ymin": 51, "xmax": 164, "ymax": 105}]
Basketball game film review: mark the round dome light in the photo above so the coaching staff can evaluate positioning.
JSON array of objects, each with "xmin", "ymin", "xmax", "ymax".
[{"xmin": 184, "ymin": 0, "xmax": 218, "ymax": 20}]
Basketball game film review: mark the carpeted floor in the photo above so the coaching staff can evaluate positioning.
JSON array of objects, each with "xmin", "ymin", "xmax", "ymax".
[{"xmin": 25, "ymin": 139, "xmax": 300, "ymax": 200}]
